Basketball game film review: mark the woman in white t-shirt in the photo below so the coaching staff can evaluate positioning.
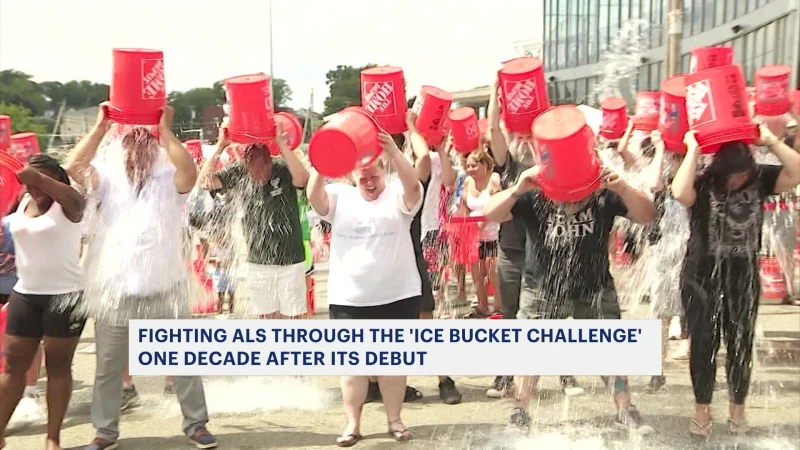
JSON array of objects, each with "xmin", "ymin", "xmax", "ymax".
[
  {"xmin": 308, "ymin": 131, "xmax": 422, "ymax": 446},
  {"xmin": 0, "ymin": 154, "xmax": 86, "ymax": 450}
]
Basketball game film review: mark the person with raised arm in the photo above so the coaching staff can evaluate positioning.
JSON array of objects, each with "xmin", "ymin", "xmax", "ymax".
[
  {"xmin": 66, "ymin": 104, "xmax": 216, "ymax": 450},
  {"xmin": 307, "ymin": 131, "xmax": 422, "ymax": 446},
  {"xmin": 198, "ymin": 121, "xmax": 309, "ymax": 319},
  {"xmin": 671, "ymin": 126, "xmax": 800, "ymax": 437},
  {"xmin": 483, "ymin": 160, "xmax": 655, "ymax": 433}
]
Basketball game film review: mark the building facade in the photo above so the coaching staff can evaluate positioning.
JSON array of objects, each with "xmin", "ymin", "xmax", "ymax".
[{"xmin": 544, "ymin": 0, "xmax": 799, "ymax": 106}]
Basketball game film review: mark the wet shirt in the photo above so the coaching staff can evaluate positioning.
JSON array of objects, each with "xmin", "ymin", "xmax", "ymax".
[
  {"xmin": 498, "ymin": 154, "xmax": 533, "ymax": 252},
  {"xmin": 684, "ymin": 165, "xmax": 781, "ymax": 275},
  {"xmin": 217, "ymin": 160, "xmax": 305, "ymax": 266},
  {"xmin": 512, "ymin": 190, "xmax": 628, "ymax": 299}
]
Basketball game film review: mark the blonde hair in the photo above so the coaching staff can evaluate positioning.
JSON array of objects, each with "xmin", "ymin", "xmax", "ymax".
[{"xmin": 467, "ymin": 150, "xmax": 495, "ymax": 172}]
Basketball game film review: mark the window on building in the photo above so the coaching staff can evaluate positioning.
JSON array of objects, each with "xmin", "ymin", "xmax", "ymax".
[
  {"xmin": 725, "ymin": 0, "xmax": 737, "ymax": 23},
  {"xmin": 747, "ymin": 0, "xmax": 758, "ymax": 14},
  {"xmin": 599, "ymin": 1, "xmax": 610, "ymax": 53},
  {"xmin": 576, "ymin": 78, "xmax": 588, "ymax": 104},
  {"xmin": 714, "ymin": 0, "xmax": 726, "ymax": 28},
  {"xmin": 703, "ymin": 0, "xmax": 714, "ymax": 32}
]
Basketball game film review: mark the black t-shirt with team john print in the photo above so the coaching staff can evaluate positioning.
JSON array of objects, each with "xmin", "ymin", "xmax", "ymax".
[
  {"xmin": 217, "ymin": 160, "xmax": 305, "ymax": 266},
  {"xmin": 511, "ymin": 189, "xmax": 629, "ymax": 300}
]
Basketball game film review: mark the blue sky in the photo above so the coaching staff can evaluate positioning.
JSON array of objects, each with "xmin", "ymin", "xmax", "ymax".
[{"xmin": 0, "ymin": 0, "xmax": 543, "ymax": 111}]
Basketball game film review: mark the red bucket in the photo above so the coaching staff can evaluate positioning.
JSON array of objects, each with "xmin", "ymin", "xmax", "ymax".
[
  {"xmin": 267, "ymin": 112, "xmax": 303, "ymax": 156},
  {"xmin": 612, "ymin": 231, "xmax": 632, "ymax": 266},
  {"xmin": 0, "ymin": 155, "xmax": 23, "ymax": 216},
  {"xmin": 184, "ymin": 139, "xmax": 203, "ymax": 165},
  {"xmin": 659, "ymin": 75, "xmax": 690, "ymax": 153},
  {"xmin": 224, "ymin": 74, "xmax": 276, "ymax": 143},
  {"xmin": 0, "ymin": 303, "xmax": 7, "ymax": 373},
  {"xmin": 109, "ymin": 48, "xmax": 166, "ymax": 125},
  {"xmin": 599, "ymin": 97, "xmax": 628, "ymax": 140},
  {"xmin": 632, "ymin": 92, "xmax": 660, "ymax": 131},
  {"xmin": 361, "ymin": 66, "xmax": 407, "ymax": 134},
  {"xmin": 445, "ymin": 216, "xmax": 484, "ymax": 265},
  {"xmin": 532, "ymin": 105, "xmax": 600, "ymax": 202},
  {"xmin": 498, "ymin": 57, "xmax": 550, "ymax": 135},
  {"xmin": 760, "ymin": 256, "xmax": 786, "ymax": 299},
  {"xmin": 0, "ymin": 115, "xmax": 10, "ymax": 150},
  {"xmin": 412, "ymin": 86, "xmax": 453, "ymax": 145},
  {"xmin": 9, "ymin": 132, "xmax": 40, "ymax": 163},
  {"xmin": 793, "ymin": 90, "xmax": 800, "ymax": 112},
  {"xmin": 689, "ymin": 46, "xmax": 734, "ymax": 74},
  {"xmin": 449, "ymin": 107, "xmax": 481, "ymax": 153},
  {"xmin": 754, "ymin": 65, "xmax": 792, "ymax": 116},
  {"xmin": 686, "ymin": 65, "xmax": 757, "ymax": 154},
  {"xmin": 308, "ymin": 106, "xmax": 383, "ymax": 178}
]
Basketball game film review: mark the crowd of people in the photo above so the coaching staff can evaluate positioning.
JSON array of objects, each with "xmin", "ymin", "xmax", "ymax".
[{"xmin": 0, "ymin": 64, "xmax": 799, "ymax": 450}]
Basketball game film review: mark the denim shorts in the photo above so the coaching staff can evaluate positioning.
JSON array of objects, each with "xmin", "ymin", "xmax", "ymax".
[{"xmin": 516, "ymin": 287, "xmax": 622, "ymax": 320}]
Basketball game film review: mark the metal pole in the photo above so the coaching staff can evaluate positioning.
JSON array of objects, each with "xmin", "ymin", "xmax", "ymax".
[
  {"xmin": 666, "ymin": 0, "xmax": 684, "ymax": 77},
  {"xmin": 269, "ymin": 0, "xmax": 274, "ymax": 95}
]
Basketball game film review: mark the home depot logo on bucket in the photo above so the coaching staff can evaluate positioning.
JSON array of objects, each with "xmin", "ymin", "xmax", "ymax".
[
  {"xmin": 504, "ymin": 79, "xmax": 540, "ymax": 115},
  {"xmin": 660, "ymin": 99, "xmax": 682, "ymax": 134},
  {"xmin": 363, "ymin": 82, "xmax": 397, "ymax": 116},
  {"xmin": 759, "ymin": 79, "xmax": 789, "ymax": 102},
  {"xmin": 10, "ymin": 142, "xmax": 35, "ymax": 160},
  {"xmin": 141, "ymin": 59, "xmax": 166, "ymax": 100},
  {"xmin": 601, "ymin": 113, "xmax": 619, "ymax": 131},
  {"xmin": 686, "ymin": 80, "xmax": 716, "ymax": 127},
  {"xmin": 636, "ymin": 97, "xmax": 659, "ymax": 117}
]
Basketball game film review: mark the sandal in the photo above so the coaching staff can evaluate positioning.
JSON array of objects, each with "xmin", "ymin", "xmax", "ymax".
[
  {"xmin": 727, "ymin": 418, "xmax": 751, "ymax": 435},
  {"xmin": 689, "ymin": 418, "xmax": 712, "ymax": 439},
  {"xmin": 335, "ymin": 434, "xmax": 362, "ymax": 447},
  {"xmin": 387, "ymin": 421, "xmax": 412, "ymax": 442}
]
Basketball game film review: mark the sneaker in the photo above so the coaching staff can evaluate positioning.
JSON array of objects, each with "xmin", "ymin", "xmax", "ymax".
[
  {"xmin": 438, "ymin": 377, "xmax": 462, "ymax": 405},
  {"xmin": 645, "ymin": 376, "xmax": 666, "ymax": 394},
  {"xmin": 188, "ymin": 426, "xmax": 218, "ymax": 449},
  {"xmin": 560, "ymin": 376, "xmax": 585, "ymax": 397},
  {"xmin": 85, "ymin": 438, "xmax": 119, "ymax": 450},
  {"xmin": 486, "ymin": 376, "xmax": 513, "ymax": 398},
  {"xmin": 509, "ymin": 407, "xmax": 531, "ymax": 429},
  {"xmin": 615, "ymin": 405, "xmax": 654, "ymax": 435},
  {"xmin": 120, "ymin": 385, "xmax": 139, "ymax": 411}
]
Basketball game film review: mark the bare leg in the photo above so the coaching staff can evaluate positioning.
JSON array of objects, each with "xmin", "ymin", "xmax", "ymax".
[
  {"xmin": 338, "ymin": 376, "xmax": 368, "ymax": 442},
  {"xmin": 486, "ymin": 256, "xmax": 501, "ymax": 312},
  {"xmin": 25, "ymin": 344, "xmax": 43, "ymax": 390},
  {"xmin": 43, "ymin": 336, "xmax": 81, "ymax": 450},
  {"xmin": 0, "ymin": 336, "xmax": 41, "ymax": 448},
  {"xmin": 377, "ymin": 376, "xmax": 408, "ymax": 438},
  {"xmin": 455, "ymin": 265, "xmax": 466, "ymax": 301},
  {"xmin": 123, "ymin": 366, "xmax": 133, "ymax": 389},
  {"xmin": 472, "ymin": 262, "xmax": 488, "ymax": 313}
]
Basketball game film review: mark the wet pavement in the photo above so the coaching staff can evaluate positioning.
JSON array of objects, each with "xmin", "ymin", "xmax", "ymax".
[{"xmin": 5, "ymin": 267, "xmax": 799, "ymax": 450}]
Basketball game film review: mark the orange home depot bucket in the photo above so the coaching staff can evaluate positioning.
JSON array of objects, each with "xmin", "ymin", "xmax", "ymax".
[
  {"xmin": 754, "ymin": 65, "xmax": 792, "ymax": 116},
  {"xmin": 689, "ymin": 46, "xmax": 734, "ymax": 74},
  {"xmin": 660, "ymin": 75, "xmax": 690, "ymax": 153},
  {"xmin": 267, "ymin": 112, "xmax": 304, "ymax": 156},
  {"xmin": 361, "ymin": 66, "xmax": 407, "ymax": 134},
  {"xmin": 308, "ymin": 106, "xmax": 382, "ymax": 178},
  {"xmin": 632, "ymin": 92, "xmax": 660, "ymax": 131},
  {"xmin": 0, "ymin": 115, "xmax": 10, "ymax": 150},
  {"xmin": 498, "ymin": 57, "xmax": 550, "ymax": 135},
  {"xmin": 760, "ymin": 256, "xmax": 787, "ymax": 299},
  {"xmin": 685, "ymin": 65, "xmax": 757, "ymax": 154},
  {"xmin": 0, "ymin": 156, "xmax": 23, "ymax": 216},
  {"xmin": 224, "ymin": 74, "xmax": 276, "ymax": 144},
  {"xmin": 599, "ymin": 97, "xmax": 628, "ymax": 140},
  {"xmin": 532, "ymin": 105, "xmax": 600, "ymax": 202},
  {"xmin": 449, "ymin": 107, "xmax": 481, "ymax": 153},
  {"xmin": 109, "ymin": 48, "xmax": 166, "ymax": 125},
  {"xmin": 9, "ymin": 132, "xmax": 40, "ymax": 163},
  {"xmin": 412, "ymin": 86, "xmax": 453, "ymax": 145},
  {"xmin": 185, "ymin": 139, "xmax": 203, "ymax": 165}
]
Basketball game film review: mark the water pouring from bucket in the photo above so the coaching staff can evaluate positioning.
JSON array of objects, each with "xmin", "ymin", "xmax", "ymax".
[{"xmin": 360, "ymin": 66, "xmax": 407, "ymax": 134}]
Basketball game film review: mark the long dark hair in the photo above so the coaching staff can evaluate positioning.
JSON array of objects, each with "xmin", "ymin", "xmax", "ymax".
[
  {"xmin": 28, "ymin": 154, "xmax": 70, "ymax": 185},
  {"xmin": 704, "ymin": 141, "xmax": 755, "ymax": 191}
]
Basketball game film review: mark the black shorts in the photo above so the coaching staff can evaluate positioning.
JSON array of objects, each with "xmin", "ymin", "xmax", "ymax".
[
  {"xmin": 479, "ymin": 240, "xmax": 499, "ymax": 259},
  {"xmin": 0, "ymin": 293, "xmax": 9, "ymax": 305},
  {"xmin": 6, "ymin": 290, "xmax": 86, "ymax": 339},
  {"xmin": 329, "ymin": 296, "xmax": 421, "ymax": 320}
]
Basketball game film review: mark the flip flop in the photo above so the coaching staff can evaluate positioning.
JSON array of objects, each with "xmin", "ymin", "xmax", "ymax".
[
  {"xmin": 335, "ymin": 434, "xmax": 362, "ymax": 447},
  {"xmin": 689, "ymin": 418, "xmax": 712, "ymax": 439},
  {"xmin": 387, "ymin": 422, "xmax": 411, "ymax": 442},
  {"xmin": 727, "ymin": 418, "xmax": 751, "ymax": 435}
]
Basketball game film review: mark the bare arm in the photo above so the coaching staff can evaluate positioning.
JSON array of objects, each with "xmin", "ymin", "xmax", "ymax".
[
  {"xmin": 276, "ymin": 122, "xmax": 309, "ymax": 188},
  {"xmin": 616, "ymin": 121, "xmax": 638, "ymax": 169},
  {"xmin": 406, "ymin": 111, "xmax": 432, "ymax": 183},
  {"xmin": 484, "ymin": 166, "xmax": 540, "ymax": 223},
  {"xmin": 759, "ymin": 125, "xmax": 800, "ymax": 193},
  {"xmin": 16, "ymin": 168, "xmax": 86, "ymax": 223},
  {"xmin": 436, "ymin": 138, "xmax": 457, "ymax": 189},
  {"xmin": 488, "ymin": 78, "xmax": 510, "ymax": 167},
  {"xmin": 307, "ymin": 169, "xmax": 330, "ymax": 216},
  {"xmin": 158, "ymin": 106, "xmax": 197, "ymax": 194},
  {"xmin": 65, "ymin": 103, "xmax": 109, "ymax": 192},
  {"xmin": 380, "ymin": 132, "xmax": 421, "ymax": 211},
  {"xmin": 198, "ymin": 140, "xmax": 227, "ymax": 191},
  {"xmin": 671, "ymin": 132, "xmax": 701, "ymax": 208}
]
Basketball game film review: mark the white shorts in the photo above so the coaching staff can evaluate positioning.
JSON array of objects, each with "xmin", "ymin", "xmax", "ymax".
[{"xmin": 243, "ymin": 262, "xmax": 307, "ymax": 316}]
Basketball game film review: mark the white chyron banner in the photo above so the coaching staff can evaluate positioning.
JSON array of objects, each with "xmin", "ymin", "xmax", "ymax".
[{"xmin": 129, "ymin": 320, "xmax": 662, "ymax": 376}]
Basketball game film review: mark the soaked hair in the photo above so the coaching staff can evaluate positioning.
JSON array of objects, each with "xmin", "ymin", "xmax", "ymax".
[
  {"xmin": 705, "ymin": 140, "xmax": 756, "ymax": 191},
  {"xmin": 467, "ymin": 150, "xmax": 495, "ymax": 171},
  {"xmin": 640, "ymin": 137, "xmax": 655, "ymax": 159},
  {"xmin": 244, "ymin": 143, "xmax": 270, "ymax": 161},
  {"xmin": 121, "ymin": 127, "xmax": 158, "ymax": 150},
  {"xmin": 28, "ymin": 154, "xmax": 70, "ymax": 186}
]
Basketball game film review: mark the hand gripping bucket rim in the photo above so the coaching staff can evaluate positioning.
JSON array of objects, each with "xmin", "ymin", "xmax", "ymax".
[{"xmin": 308, "ymin": 107, "xmax": 383, "ymax": 178}]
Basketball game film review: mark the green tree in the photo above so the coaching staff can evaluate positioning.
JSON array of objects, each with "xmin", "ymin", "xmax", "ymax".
[
  {"xmin": 39, "ymin": 80, "xmax": 108, "ymax": 110},
  {"xmin": 0, "ymin": 102, "xmax": 49, "ymax": 149},
  {"xmin": 0, "ymin": 70, "xmax": 47, "ymax": 116},
  {"xmin": 322, "ymin": 64, "xmax": 376, "ymax": 116}
]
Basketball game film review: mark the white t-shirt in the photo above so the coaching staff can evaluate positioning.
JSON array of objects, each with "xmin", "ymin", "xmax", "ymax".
[
  {"xmin": 85, "ymin": 163, "xmax": 189, "ymax": 296},
  {"xmin": 420, "ymin": 152, "xmax": 443, "ymax": 235},
  {"xmin": 322, "ymin": 179, "xmax": 423, "ymax": 307},
  {"xmin": 9, "ymin": 195, "xmax": 84, "ymax": 295}
]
